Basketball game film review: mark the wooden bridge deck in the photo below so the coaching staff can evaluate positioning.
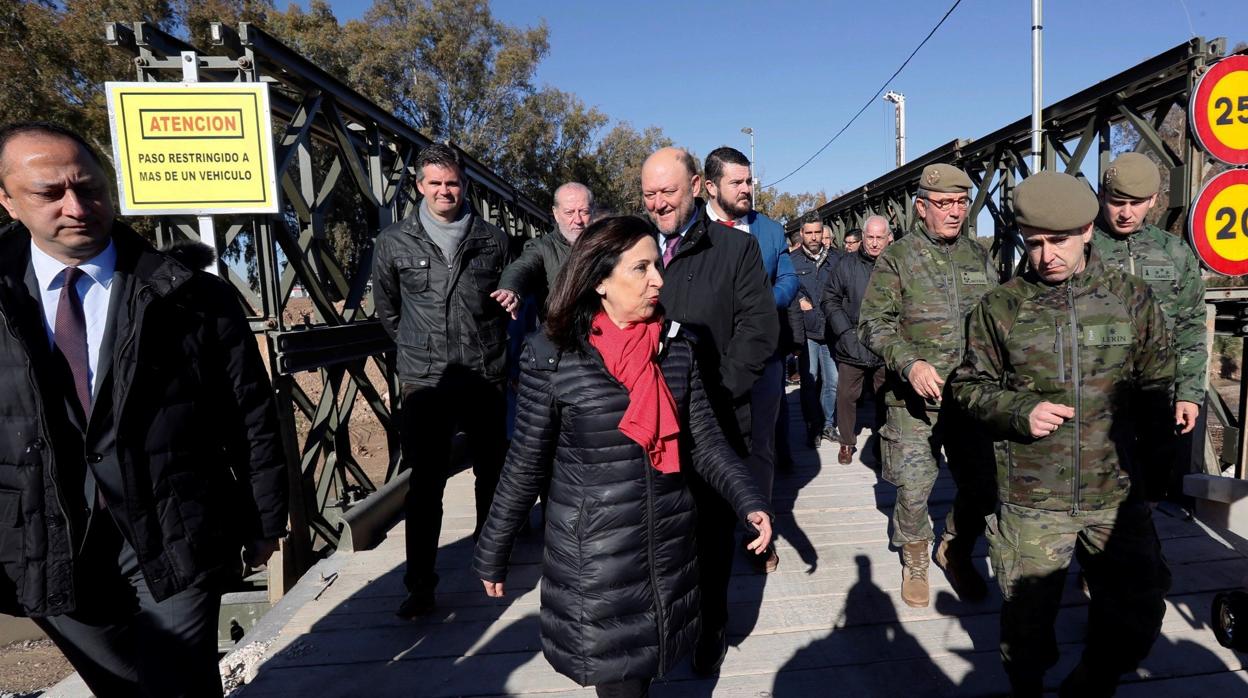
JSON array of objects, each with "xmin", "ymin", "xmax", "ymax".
[{"xmin": 230, "ymin": 392, "xmax": 1248, "ymax": 697}]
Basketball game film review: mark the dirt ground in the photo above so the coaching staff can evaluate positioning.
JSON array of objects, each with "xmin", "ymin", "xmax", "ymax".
[
  {"xmin": 282, "ymin": 298, "xmax": 393, "ymax": 488},
  {"xmin": 0, "ymin": 639, "xmax": 72, "ymax": 696}
]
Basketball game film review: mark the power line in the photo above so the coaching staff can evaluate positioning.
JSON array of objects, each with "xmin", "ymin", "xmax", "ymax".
[{"xmin": 763, "ymin": 0, "xmax": 964, "ymax": 189}]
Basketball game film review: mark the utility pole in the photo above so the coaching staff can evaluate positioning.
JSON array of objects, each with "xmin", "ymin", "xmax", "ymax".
[
  {"xmin": 1031, "ymin": 0, "xmax": 1044, "ymax": 172},
  {"xmin": 883, "ymin": 91, "xmax": 906, "ymax": 167},
  {"xmin": 741, "ymin": 126, "xmax": 757, "ymax": 201}
]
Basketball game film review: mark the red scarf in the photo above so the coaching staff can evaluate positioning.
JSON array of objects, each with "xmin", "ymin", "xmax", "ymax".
[{"xmin": 588, "ymin": 312, "xmax": 681, "ymax": 474}]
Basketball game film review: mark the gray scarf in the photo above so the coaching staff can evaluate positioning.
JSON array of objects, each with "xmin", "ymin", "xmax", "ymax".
[{"xmin": 419, "ymin": 199, "xmax": 473, "ymax": 263}]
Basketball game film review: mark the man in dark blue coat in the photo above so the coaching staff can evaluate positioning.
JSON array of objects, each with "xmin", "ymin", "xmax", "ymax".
[{"xmin": 789, "ymin": 217, "xmax": 841, "ymax": 448}]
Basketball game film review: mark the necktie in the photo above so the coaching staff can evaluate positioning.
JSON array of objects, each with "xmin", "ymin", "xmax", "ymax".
[
  {"xmin": 719, "ymin": 219, "xmax": 737, "ymax": 229},
  {"xmin": 662, "ymin": 234, "xmax": 681, "ymax": 267},
  {"xmin": 54, "ymin": 267, "xmax": 91, "ymax": 417}
]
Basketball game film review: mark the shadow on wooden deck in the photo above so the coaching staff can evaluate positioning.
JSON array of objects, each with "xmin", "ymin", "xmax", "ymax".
[{"xmin": 232, "ymin": 390, "xmax": 1248, "ymax": 697}]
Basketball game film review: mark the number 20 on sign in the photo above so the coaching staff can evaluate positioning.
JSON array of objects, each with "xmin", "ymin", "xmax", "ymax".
[
  {"xmin": 1190, "ymin": 169, "xmax": 1248, "ymax": 276},
  {"xmin": 1191, "ymin": 54, "xmax": 1248, "ymax": 165}
]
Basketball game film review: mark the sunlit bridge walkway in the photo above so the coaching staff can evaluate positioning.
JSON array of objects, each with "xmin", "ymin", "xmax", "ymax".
[{"xmin": 226, "ymin": 392, "xmax": 1248, "ymax": 697}]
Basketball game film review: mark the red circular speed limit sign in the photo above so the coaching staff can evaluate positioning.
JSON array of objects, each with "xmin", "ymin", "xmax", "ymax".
[
  {"xmin": 1190, "ymin": 168, "xmax": 1248, "ymax": 276},
  {"xmin": 1191, "ymin": 55, "xmax": 1248, "ymax": 165}
]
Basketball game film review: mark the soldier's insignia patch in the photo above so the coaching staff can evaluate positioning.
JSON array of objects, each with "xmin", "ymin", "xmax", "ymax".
[
  {"xmin": 1083, "ymin": 323, "xmax": 1132, "ymax": 346},
  {"xmin": 926, "ymin": 170, "xmax": 941, "ymax": 186},
  {"xmin": 1105, "ymin": 166, "xmax": 1118, "ymax": 183},
  {"xmin": 960, "ymin": 271, "xmax": 988, "ymax": 285},
  {"xmin": 1142, "ymin": 265, "xmax": 1177, "ymax": 281}
]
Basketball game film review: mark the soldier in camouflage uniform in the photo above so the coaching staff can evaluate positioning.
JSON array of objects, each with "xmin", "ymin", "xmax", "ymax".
[
  {"xmin": 951, "ymin": 171, "xmax": 1174, "ymax": 698},
  {"xmin": 858, "ymin": 164, "xmax": 998, "ymax": 608},
  {"xmin": 1093, "ymin": 153, "xmax": 1206, "ymax": 498}
]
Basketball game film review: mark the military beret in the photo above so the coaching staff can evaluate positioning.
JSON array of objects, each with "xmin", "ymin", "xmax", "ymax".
[
  {"xmin": 1014, "ymin": 171, "xmax": 1098, "ymax": 231},
  {"xmin": 1102, "ymin": 152, "xmax": 1160, "ymax": 199},
  {"xmin": 919, "ymin": 163, "xmax": 973, "ymax": 194}
]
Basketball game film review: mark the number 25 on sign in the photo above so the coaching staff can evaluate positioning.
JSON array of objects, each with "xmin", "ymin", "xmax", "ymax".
[
  {"xmin": 1191, "ymin": 54, "xmax": 1248, "ymax": 165},
  {"xmin": 1190, "ymin": 169, "xmax": 1248, "ymax": 276}
]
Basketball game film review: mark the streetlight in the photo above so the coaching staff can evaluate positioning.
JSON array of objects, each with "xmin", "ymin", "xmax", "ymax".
[
  {"xmin": 882, "ymin": 91, "xmax": 906, "ymax": 167},
  {"xmin": 741, "ymin": 126, "xmax": 756, "ymax": 202}
]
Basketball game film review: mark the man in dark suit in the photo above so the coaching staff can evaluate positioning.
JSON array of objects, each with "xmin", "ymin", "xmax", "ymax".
[
  {"xmin": 640, "ymin": 146, "xmax": 777, "ymax": 675},
  {"xmin": 0, "ymin": 121, "xmax": 287, "ymax": 696}
]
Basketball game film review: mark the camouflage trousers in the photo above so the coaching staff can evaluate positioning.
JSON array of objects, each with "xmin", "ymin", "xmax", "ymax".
[
  {"xmin": 987, "ymin": 501, "xmax": 1171, "ymax": 695},
  {"xmin": 878, "ymin": 401, "xmax": 995, "ymax": 551}
]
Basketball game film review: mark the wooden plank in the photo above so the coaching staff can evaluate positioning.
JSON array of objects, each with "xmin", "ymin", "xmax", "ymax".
[{"xmin": 231, "ymin": 415, "xmax": 1248, "ymax": 697}]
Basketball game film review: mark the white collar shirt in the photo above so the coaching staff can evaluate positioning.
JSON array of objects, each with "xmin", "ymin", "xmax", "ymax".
[
  {"xmin": 705, "ymin": 201, "xmax": 749, "ymax": 233},
  {"xmin": 30, "ymin": 239, "xmax": 117, "ymax": 399}
]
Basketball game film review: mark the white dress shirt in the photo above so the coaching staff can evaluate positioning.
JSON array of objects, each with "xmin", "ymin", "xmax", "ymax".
[
  {"xmin": 30, "ymin": 240, "xmax": 117, "ymax": 400},
  {"xmin": 705, "ymin": 201, "xmax": 749, "ymax": 232}
]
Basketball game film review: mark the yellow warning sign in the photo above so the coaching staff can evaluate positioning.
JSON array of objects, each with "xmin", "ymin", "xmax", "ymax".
[{"xmin": 105, "ymin": 82, "xmax": 279, "ymax": 215}]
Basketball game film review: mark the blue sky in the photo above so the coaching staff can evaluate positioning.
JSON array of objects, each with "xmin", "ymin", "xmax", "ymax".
[{"xmin": 308, "ymin": 1, "xmax": 1248, "ymax": 199}]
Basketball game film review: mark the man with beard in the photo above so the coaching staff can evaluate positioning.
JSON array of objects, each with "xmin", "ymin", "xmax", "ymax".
[
  {"xmin": 858, "ymin": 164, "xmax": 998, "ymax": 608},
  {"xmin": 640, "ymin": 146, "xmax": 776, "ymax": 675},
  {"xmin": 703, "ymin": 146, "xmax": 797, "ymax": 574},
  {"xmin": 1092, "ymin": 153, "xmax": 1205, "ymax": 498},
  {"xmin": 493, "ymin": 182, "xmax": 594, "ymax": 317},
  {"xmin": 823, "ymin": 216, "xmax": 892, "ymax": 465},
  {"xmin": 951, "ymin": 171, "xmax": 1174, "ymax": 697},
  {"xmin": 790, "ymin": 216, "xmax": 841, "ymax": 449}
]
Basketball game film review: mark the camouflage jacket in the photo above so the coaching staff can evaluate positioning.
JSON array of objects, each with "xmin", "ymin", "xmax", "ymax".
[
  {"xmin": 950, "ymin": 251, "xmax": 1175, "ymax": 512},
  {"xmin": 858, "ymin": 226, "xmax": 997, "ymax": 408},
  {"xmin": 1092, "ymin": 223, "xmax": 1206, "ymax": 404}
]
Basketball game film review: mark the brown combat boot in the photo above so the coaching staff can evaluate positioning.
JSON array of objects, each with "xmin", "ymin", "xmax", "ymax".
[
  {"xmin": 838, "ymin": 444, "xmax": 854, "ymax": 465},
  {"xmin": 900, "ymin": 542, "xmax": 930, "ymax": 607},
  {"xmin": 934, "ymin": 538, "xmax": 988, "ymax": 602}
]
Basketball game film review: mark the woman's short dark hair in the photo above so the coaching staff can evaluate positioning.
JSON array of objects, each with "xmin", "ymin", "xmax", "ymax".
[{"xmin": 545, "ymin": 215, "xmax": 656, "ymax": 352}]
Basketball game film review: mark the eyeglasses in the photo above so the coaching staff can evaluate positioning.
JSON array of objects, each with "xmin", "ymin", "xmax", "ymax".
[{"xmin": 921, "ymin": 197, "xmax": 970, "ymax": 211}]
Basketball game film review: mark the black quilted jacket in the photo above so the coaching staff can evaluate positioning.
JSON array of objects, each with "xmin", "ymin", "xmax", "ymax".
[{"xmin": 473, "ymin": 322, "xmax": 769, "ymax": 685}]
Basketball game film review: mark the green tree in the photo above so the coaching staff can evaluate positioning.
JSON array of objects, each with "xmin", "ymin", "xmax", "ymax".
[
  {"xmin": 754, "ymin": 187, "xmax": 829, "ymax": 224},
  {"xmin": 352, "ymin": 0, "xmax": 549, "ymax": 159},
  {"xmin": 589, "ymin": 124, "xmax": 674, "ymax": 215},
  {"xmin": 0, "ymin": 0, "xmax": 175, "ymax": 158}
]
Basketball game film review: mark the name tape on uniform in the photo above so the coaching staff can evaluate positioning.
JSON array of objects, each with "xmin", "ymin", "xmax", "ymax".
[{"xmin": 106, "ymin": 82, "xmax": 279, "ymax": 215}]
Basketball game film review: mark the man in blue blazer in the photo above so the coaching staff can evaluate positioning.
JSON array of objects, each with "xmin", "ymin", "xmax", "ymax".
[{"xmin": 703, "ymin": 146, "xmax": 798, "ymax": 574}]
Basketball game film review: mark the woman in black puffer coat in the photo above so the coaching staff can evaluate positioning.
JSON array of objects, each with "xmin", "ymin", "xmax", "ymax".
[{"xmin": 473, "ymin": 216, "xmax": 773, "ymax": 698}]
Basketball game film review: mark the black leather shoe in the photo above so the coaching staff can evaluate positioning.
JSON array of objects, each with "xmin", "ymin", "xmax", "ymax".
[
  {"xmin": 691, "ymin": 627, "xmax": 728, "ymax": 676},
  {"xmin": 396, "ymin": 590, "xmax": 435, "ymax": 619}
]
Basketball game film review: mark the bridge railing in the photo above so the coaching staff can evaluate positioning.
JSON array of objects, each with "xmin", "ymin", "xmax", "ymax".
[
  {"xmin": 792, "ymin": 37, "xmax": 1226, "ymax": 280},
  {"xmin": 104, "ymin": 20, "xmax": 552, "ymax": 590}
]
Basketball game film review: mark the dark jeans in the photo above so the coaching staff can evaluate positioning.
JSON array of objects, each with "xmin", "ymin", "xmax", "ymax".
[
  {"xmin": 35, "ymin": 513, "xmax": 224, "ymax": 698},
  {"xmin": 595, "ymin": 677, "xmax": 651, "ymax": 697},
  {"xmin": 836, "ymin": 363, "xmax": 885, "ymax": 447},
  {"xmin": 691, "ymin": 395, "xmax": 751, "ymax": 636},
  {"xmin": 401, "ymin": 377, "xmax": 507, "ymax": 594}
]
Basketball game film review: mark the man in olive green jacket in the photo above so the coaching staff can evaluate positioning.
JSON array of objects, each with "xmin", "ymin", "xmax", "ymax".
[
  {"xmin": 1092, "ymin": 153, "xmax": 1206, "ymax": 500},
  {"xmin": 858, "ymin": 163, "xmax": 997, "ymax": 608},
  {"xmin": 951, "ymin": 171, "xmax": 1175, "ymax": 698}
]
